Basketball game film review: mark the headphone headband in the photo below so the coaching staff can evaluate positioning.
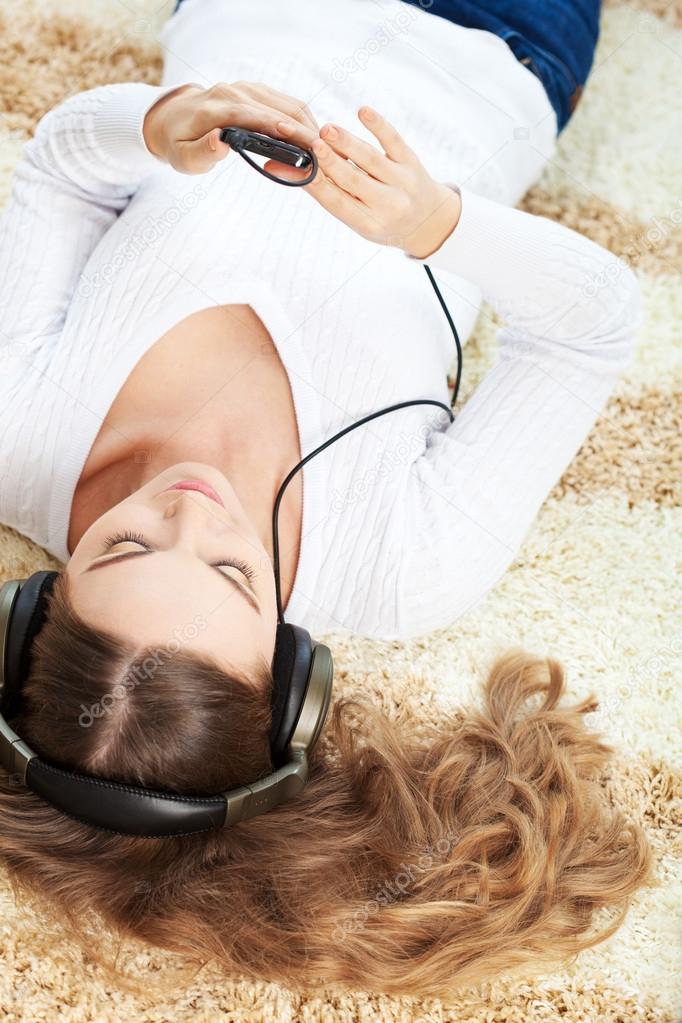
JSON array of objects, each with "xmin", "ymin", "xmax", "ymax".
[{"xmin": 0, "ymin": 572, "xmax": 333, "ymax": 837}]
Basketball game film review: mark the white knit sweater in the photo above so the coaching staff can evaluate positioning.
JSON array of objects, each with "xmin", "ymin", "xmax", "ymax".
[{"xmin": 0, "ymin": 0, "xmax": 642, "ymax": 639}]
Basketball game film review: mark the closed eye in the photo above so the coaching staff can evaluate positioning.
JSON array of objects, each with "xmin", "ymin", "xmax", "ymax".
[
  {"xmin": 101, "ymin": 529, "xmax": 256, "ymax": 581},
  {"xmin": 82, "ymin": 536, "xmax": 260, "ymax": 612}
]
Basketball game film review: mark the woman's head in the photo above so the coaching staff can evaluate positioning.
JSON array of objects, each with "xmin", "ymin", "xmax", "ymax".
[
  {"xmin": 10, "ymin": 570, "xmax": 274, "ymax": 788},
  {"xmin": 0, "ymin": 581, "xmax": 651, "ymax": 998},
  {"xmin": 65, "ymin": 461, "xmax": 279, "ymax": 680}
]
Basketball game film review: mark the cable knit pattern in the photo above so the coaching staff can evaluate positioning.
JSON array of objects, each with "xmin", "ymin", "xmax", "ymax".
[{"xmin": 0, "ymin": 0, "xmax": 642, "ymax": 640}]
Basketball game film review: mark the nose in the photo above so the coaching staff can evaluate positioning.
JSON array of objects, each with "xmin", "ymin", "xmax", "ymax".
[{"xmin": 162, "ymin": 489, "xmax": 229, "ymax": 541}]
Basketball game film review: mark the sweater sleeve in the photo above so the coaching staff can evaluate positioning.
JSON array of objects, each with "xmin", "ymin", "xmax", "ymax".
[
  {"xmin": 390, "ymin": 185, "xmax": 643, "ymax": 639},
  {"xmin": 0, "ymin": 83, "xmax": 178, "ymax": 363}
]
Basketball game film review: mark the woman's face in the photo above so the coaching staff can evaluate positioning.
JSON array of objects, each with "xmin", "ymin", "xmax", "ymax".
[{"xmin": 65, "ymin": 462, "xmax": 278, "ymax": 677}]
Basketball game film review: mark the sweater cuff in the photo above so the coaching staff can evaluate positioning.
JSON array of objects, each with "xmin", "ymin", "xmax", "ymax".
[
  {"xmin": 404, "ymin": 184, "xmax": 540, "ymax": 285},
  {"xmin": 94, "ymin": 82, "xmax": 182, "ymax": 173}
]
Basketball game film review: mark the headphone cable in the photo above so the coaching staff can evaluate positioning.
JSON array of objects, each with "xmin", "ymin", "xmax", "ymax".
[{"xmin": 271, "ymin": 263, "xmax": 463, "ymax": 623}]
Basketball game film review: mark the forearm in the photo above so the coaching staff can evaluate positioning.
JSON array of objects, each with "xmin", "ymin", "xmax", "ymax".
[
  {"xmin": 392, "ymin": 191, "xmax": 644, "ymax": 637},
  {"xmin": 408, "ymin": 185, "xmax": 642, "ymax": 371},
  {"xmin": 21, "ymin": 82, "xmax": 173, "ymax": 196}
]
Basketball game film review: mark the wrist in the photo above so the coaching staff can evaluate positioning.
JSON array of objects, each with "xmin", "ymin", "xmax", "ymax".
[{"xmin": 404, "ymin": 184, "xmax": 462, "ymax": 260}]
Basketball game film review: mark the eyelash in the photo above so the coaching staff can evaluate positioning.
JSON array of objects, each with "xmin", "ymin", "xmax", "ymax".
[{"xmin": 102, "ymin": 529, "xmax": 257, "ymax": 581}]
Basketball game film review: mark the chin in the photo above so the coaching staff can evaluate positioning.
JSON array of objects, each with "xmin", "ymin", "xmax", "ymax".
[{"xmin": 164, "ymin": 461, "xmax": 230, "ymax": 484}]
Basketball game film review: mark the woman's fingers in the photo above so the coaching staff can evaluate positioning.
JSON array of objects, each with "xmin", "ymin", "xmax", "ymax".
[
  {"xmin": 311, "ymin": 138, "xmax": 387, "ymax": 206},
  {"xmin": 274, "ymin": 105, "xmax": 454, "ymax": 257},
  {"xmin": 190, "ymin": 95, "xmax": 318, "ymax": 149},
  {"xmin": 357, "ymin": 106, "xmax": 419, "ymax": 165},
  {"xmin": 303, "ymin": 171, "xmax": 378, "ymax": 237},
  {"xmin": 317, "ymin": 122, "xmax": 397, "ymax": 184},
  {"xmin": 265, "ymin": 148, "xmax": 385, "ymax": 239},
  {"xmin": 203, "ymin": 81, "xmax": 319, "ymax": 135},
  {"xmin": 241, "ymin": 82, "xmax": 319, "ymax": 134}
]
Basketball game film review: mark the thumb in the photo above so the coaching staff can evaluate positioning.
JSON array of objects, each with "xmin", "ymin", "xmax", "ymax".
[{"xmin": 175, "ymin": 128, "xmax": 230, "ymax": 174}]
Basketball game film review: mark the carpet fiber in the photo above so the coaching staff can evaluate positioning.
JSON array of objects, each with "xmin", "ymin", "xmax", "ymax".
[{"xmin": 0, "ymin": 1, "xmax": 680, "ymax": 1020}]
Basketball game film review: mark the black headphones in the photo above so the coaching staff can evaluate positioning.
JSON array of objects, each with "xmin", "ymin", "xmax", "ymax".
[
  {"xmin": 0, "ymin": 266, "xmax": 460, "ymax": 839},
  {"xmin": 0, "ymin": 573, "xmax": 333, "ymax": 838}
]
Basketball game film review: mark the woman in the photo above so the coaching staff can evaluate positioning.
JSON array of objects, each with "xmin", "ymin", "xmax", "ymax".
[{"xmin": 0, "ymin": 0, "xmax": 648, "ymax": 998}]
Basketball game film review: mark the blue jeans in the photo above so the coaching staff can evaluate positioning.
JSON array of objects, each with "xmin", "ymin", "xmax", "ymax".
[{"xmin": 173, "ymin": 0, "xmax": 600, "ymax": 133}]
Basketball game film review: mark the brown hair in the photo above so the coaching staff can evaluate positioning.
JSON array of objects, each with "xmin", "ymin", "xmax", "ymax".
[{"xmin": 0, "ymin": 571, "xmax": 651, "ymax": 998}]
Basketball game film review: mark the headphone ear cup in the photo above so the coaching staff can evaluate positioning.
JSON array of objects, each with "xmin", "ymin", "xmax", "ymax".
[
  {"xmin": 269, "ymin": 622, "xmax": 314, "ymax": 765},
  {"xmin": 2, "ymin": 570, "xmax": 59, "ymax": 718}
]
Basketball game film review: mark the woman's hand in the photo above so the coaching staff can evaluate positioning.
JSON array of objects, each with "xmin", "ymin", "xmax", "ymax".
[
  {"xmin": 143, "ymin": 81, "xmax": 319, "ymax": 174},
  {"xmin": 276, "ymin": 106, "xmax": 462, "ymax": 258}
]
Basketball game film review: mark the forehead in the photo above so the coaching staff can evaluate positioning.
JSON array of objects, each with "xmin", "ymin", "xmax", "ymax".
[{"xmin": 69, "ymin": 556, "xmax": 262, "ymax": 654}]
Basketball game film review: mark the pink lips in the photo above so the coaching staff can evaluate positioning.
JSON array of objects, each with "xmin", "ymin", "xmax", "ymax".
[{"xmin": 162, "ymin": 480, "xmax": 225, "ymax": 507}]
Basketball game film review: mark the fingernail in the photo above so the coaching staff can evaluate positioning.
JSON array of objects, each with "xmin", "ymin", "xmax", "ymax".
[
  {"xmin": 321, "ymin": 124, "xmax": 338, "ymax": 141},
  {"xmin": 361, "ymin": 107, "xmax": 375, "ymax": 122},
  {"xmin": 277, "ymin": 120, "xmax": 292, "ymax": 135},
  {"xmin": 209, "ymin": 130, "xmax": 217, "ymax": 152}
]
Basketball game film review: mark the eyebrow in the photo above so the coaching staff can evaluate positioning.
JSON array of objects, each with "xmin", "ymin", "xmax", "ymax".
[{"xmin": 81, "ymin": 550, "xmax": 261, "ymax": 613}]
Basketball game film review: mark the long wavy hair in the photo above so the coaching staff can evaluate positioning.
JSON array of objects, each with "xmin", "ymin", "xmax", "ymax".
[{"xmin": 0, "ymin": 571, "xmax": 651, "ymax": 998}]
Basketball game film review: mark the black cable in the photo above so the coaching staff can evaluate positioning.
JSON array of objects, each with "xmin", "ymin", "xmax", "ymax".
[
  {"xmin": 424, "ymin": 263, "xmax": 463, "ymax": 408},
  {"xmin": 272, "ymin": 396, "xmax": 458, "ymax": 623},
  {"xmin": 270, "ymin": 239, "xmax": 464, "ymax": 623}
]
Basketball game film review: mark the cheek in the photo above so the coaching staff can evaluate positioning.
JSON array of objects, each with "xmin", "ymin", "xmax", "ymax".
[
  {"xmin": 259, "ymin": 566, "xmax": 279, "ymax": 612},
  {"xmin": 67, "ymin": 523, "xmax": 104, "ymax": 569}
]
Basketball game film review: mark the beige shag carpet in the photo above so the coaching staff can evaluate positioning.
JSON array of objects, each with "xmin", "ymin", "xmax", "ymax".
[{"xmin": 1, "ymin": 0, "xmax": 680, "ymax": 1020}]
